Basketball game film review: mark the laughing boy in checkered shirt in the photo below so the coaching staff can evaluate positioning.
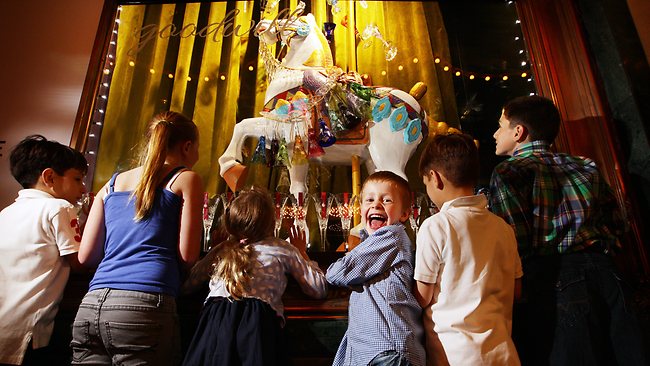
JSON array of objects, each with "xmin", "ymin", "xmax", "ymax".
[
  {"xmin": 326, "ymin": 171, "xmax": 425, "ymax": 366},
  {"xmin": 490, "ymin": 95, "xmax": 646, "ymax": 365}
]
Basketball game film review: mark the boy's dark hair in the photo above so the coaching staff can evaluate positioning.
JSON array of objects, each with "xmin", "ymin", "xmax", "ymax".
[
  {"xmin": 503, "ymin": 95, "xmax": 560, "ymax": 143},
  {"xmin": 362, "ymin": 171, "xmax": 412, "ymax": 209},
  {"xmin": 10, "ymin": 135, "xmax": 88, "ymax": 189},
  {"xmin": 418, "ymin": 133, "xmax": 479, "ymax": 188}
]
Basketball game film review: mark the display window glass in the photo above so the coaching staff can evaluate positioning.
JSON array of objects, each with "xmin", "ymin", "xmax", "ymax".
[{"xmin": 75, "ymin": 0, "xmax": 534, "ymax": 251}]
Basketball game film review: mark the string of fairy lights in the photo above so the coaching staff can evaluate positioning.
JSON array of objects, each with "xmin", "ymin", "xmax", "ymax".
[{"xmin": 83, "ymin": 1, "xmax": 535, "ymax": 187}]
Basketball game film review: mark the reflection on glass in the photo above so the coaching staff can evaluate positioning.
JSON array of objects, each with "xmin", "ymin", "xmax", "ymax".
[{"xmin": 202, "ymin": 193, "xmax": 221, "ymax": 252}]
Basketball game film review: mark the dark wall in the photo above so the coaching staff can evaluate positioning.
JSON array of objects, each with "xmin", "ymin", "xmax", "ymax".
[{"xmin": 575, "ymin": 0, "xmax": 650, "ymax": 258}]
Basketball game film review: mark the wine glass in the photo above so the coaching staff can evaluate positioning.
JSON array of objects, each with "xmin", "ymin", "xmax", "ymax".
[
  {"xmin": 312, "ymin": 192, "xmax": 333, "ymax": 251},
  {"xmin": 76, "ymin": 192, "xmax": 94, "ymax": 232},
  {"xmin": 289, "ymin": 192, "xmax": 311, "ymax": 249},
  {"xmin": 273, "ymin": 192, "xmax": 289, "ymax": 238},
  {"xmin": 359, "ymin": 24, "xmax": 398, "ymax": 61},
  {"xmin": 360, "ymin": 24, "xmax": 379, "ymax": 49},
  {"xmin": 202, "ymin": 193, "xmax": 221, "ymax": 252},
  {"xmin": 334, "ymin": 193, "xmax": 360, "ymax": 251},
  {"xmin": 409, "ymin": 192, "xmax": 423, "ymax": 238}
]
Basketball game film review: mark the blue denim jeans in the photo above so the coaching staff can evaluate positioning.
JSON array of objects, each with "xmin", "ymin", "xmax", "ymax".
[
  {"xmin": 70, "ymin": 288, "xmax": 180, "ymax": 365},
  {"xmin": 513, "ymin": 251, "xmax": 646, "ymax": 366},
  {"xmin": 369, "ymin": 351, "xmax": 413, "ymax": 366}
]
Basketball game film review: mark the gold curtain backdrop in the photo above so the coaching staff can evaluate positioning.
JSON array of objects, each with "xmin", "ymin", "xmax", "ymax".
[{"xmin": 93, "ymin": 1, "xmax": 457, "ymax": 195}]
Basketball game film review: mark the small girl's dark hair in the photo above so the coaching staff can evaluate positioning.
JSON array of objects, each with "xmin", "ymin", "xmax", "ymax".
[
  {"xmin": 10, "ymin": 135, "xmax": 88, "ymax": 189},
  {"xmin": 212, "ymin": 186, "xmax": 275, "ymax": 300}
]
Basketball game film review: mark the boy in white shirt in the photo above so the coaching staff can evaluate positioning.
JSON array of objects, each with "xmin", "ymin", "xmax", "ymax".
[
  {"xmin": 414, "ymin": 133, "xmax": 523, "ymax": 366},
  {"xmin": 0, "ymin": 135, "xmax": 87, "ymax": 365}
]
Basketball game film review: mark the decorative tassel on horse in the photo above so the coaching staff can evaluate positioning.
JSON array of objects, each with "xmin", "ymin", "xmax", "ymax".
[{"xmin": 251, "ymin": 136, "xmax": 267, "ymax": 164}]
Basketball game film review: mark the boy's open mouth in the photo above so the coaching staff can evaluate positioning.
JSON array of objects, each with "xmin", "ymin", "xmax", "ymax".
[{"xmin": 368, "ymin": 214, "xmax": 387, "ymax": 230}]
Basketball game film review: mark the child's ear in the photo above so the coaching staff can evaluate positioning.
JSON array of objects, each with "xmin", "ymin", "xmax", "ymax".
[
  {"xmin": 431, "ymin": 170, "xmax": 444, "ymax": 190},
  {"xmin": 41, "ymin": 168, "xmax": 55, "ymax": 187},
  {"xmin": 514, "ymin": 124, "xmax": 529, "ymax": 143},
  {"xmin": 182, "ymin": 140, "xmax": 193, "ymax": 153}
]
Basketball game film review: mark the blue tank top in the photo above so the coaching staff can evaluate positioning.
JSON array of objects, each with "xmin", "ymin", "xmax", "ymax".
[{"xmin": 89, "ymin": 168, "xmax": 185, "ymax": 297}]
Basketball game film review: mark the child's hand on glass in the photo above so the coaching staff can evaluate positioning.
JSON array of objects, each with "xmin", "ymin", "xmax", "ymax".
[{"xmin": 289, "ymin": 225, "xmax": 309, "ymax": 260}]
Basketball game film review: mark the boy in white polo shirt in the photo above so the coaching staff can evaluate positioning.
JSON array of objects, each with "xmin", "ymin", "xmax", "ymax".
[
  {"xmin": 413, "ymin": 133, "xmax": 523, "ymax": 366},
  {"xmin": 0, "ymin": 135, "xmax": 87, "ymax": 365}
]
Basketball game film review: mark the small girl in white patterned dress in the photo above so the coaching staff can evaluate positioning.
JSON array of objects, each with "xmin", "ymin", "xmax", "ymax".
[{"xmin": 183, "ymin": 186, "xmax": 327, "ymax": 366}]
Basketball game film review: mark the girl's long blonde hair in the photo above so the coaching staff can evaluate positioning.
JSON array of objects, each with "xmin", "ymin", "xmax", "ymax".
[
  {"xmin": 213, "ymin": 187, "xmax": 276, "ymax": 299},
  {"xmin": 133, "ymin": 111, "xmax": 197, "ymax": 221}
]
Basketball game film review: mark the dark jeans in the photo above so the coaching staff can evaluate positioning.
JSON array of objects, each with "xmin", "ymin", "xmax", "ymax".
[
  {"xmin": 513, "ymin": 251, "xmax": 646, "ymax": 366},
  {"xmin": 369, "ymin": 351, "xmax": 412, "ymax": 366}
]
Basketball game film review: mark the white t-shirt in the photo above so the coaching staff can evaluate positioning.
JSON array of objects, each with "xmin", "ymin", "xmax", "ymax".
[
  {"xmin": 0, "ymin": 189, "xmax": 81, "ymax": 364},
  {"xmin": 414, "ymin": 195, "xmax": 523, "ymax": 366}
]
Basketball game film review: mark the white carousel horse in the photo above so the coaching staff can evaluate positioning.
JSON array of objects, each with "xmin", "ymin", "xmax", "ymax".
[{"xmin": 218, "ymin": 8, "xmax": 427, "ymax": 197}]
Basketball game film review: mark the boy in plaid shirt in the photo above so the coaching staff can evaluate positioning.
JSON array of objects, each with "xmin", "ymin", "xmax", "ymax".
[{"xmin": 490, "ymin": 95, "xmax": 645, "ymax": 365}]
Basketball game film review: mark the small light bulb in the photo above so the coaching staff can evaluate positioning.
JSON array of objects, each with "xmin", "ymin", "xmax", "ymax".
[
  {"xmin": 187, "ymin": 76, "xmax": 191, "ymax": 81},
  {"xmin": 149, "ymin": 68, "xmax": 155, "ymax": 74},
  {"xmin": 521, "ymin": 61, "xmax": 527, "ymax": 66},
  {"xmin": 443, "ymin": 66, "xmax": 450, "ymax": 71},
  {"xmin": 381, "ymin": 70, "xmax": 387, "ymax": 76},
  {"xmin": 455, "ymin": 71, "xmax": 461, "ymax": 76},
  {"xmin": 412, "ymin": 58, "xmax": 419, "ymax": 64},
  {"xmin": 502, "ymin": 75, "xmax": 509, "ymax": 80},
  {"xmin": 515, "ymin": 36, "xmax": 520, "ymax": 41},
  {"xmin": 248, "ymin": 65, "xmax": 254, "ymax": 71},
  {"xmin": 469, "ymin": 75, "xmax": 475, "ymax": 80},
  {"xmin": 204, "ymin": 76, "xmax": 210, "ymax": 82},
  {"xmin": 103, "ymin": 69, "xmax": 110, "ymax": 75},
  {"xmin": 128, "ymin": 61, "xmax": 135, "ymax": 67},
  {"xmin": 521, "ymin": 72, "xmax": 528, "ymax": 78},
  {"xmin": 434, "ymin": 57, "xmax": 441, "ymax": 64},
  {"xmin": 398, "ymin": 65, "xmax": 404, "ymax": 71},
  {"xmin": 220, "ymin": 75, "xmax": 226, "ymax": 80},
  {"xmin": 168, "ymin": 73, "xmax": 174, "ymax": 79},
  {"xmin": 485, "ymin": 76, "xmax": 491, "ymax": 81}
]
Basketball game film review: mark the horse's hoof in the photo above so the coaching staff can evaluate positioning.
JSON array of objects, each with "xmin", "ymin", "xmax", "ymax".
[{"xmin": 223, "ymin": 164, "xmax": 249, "ymax": 192}]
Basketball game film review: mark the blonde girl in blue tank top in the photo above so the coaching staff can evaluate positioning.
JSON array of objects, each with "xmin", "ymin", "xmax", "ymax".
[{"xmin": 71, "ymin": 111, "xmax": 203, "ymax": 365}]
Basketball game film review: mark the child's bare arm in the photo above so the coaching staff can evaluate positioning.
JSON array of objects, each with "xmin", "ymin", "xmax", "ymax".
[
  {"xmin": 414, "ymin": 280, "xmax": 435, "ymax": 308},
  {"xmin": 78, "ymin": 185, "xmax": 107, "ymax": 267}
]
